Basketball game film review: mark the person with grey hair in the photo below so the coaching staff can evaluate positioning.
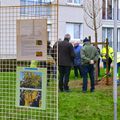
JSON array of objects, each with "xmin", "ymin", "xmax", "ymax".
[
  {"xmin": 73, "ymin": 41, "xmax": 83, "ymax": 79},
  {"xmin": 58, "ymin": 34, "xmax": 75, "ymax": 92},
  {"xmin": 81, "ymin": 37, "xmax": 99, "ymax": 93}
]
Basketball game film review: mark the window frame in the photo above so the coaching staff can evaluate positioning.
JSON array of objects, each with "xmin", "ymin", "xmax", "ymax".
[
  {"xmin": 117, "ymin": 0, "xmax": 120, "ymax": 20},
  {"xmin": 103, "ymin": 27, "xmax": 120, "ymax": 51},
  {"xmin": 67, "ymin": 0, "xmax": 82, "ymax": 6},
  {"xmin": 20, "ymin": 0, "xmax": 51, "ymax": 16},
  {"xmin": 117, "ymin": 28, "xmax": 120, "ymax": 51},
  {"xmin": 66, "ymin": 22, "xmax": 83, "ymax": 41},
  {"xmin": 102, "ymin": 0, "xmax": 114, "ymax": 20},
  {"xmin": 102, "ymin": 27, "xmax": 114, "ymax": 47}
]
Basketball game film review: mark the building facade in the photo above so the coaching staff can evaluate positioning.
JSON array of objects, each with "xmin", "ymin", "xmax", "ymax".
[
  {"xmin": 60, "ymin": 0, "xmax": 120, "ymax": 52},
  {"xmin": 1, "ymin": 0, "xmax": 120, "ymax": 51}
]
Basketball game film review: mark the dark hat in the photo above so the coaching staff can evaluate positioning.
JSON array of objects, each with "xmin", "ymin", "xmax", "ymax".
[
  {"xmin": 83, "ymin": 37, "xmax": 90, "ymax": 43},
  {"xmin": 47, "ymin": 41, "xmax": 51, "ymax": 45}
]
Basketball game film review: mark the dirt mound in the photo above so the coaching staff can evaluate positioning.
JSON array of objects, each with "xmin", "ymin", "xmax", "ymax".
[
  {"xmin": 69, "ymin": 80, "xmax": 82, "ymax": 88},
  {"xmin": 69, "ymin": 77, "xmax": 113, "ymax": 89},
  {"xmin": 98, "ymin": 77, "xmax": 113, "ymax": 85}
]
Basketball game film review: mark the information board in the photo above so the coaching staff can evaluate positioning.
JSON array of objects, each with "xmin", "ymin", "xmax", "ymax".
[
  {"xmin": 16, "ymin": 67, "xmax": 47, "ymax": 110},
  {"xmin": 17, "ymin": 19, "xmax": 47, "ymax": 61}
]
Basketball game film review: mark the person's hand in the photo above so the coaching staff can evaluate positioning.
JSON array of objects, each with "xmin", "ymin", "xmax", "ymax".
[{"xmin": 90, "ymin": 60, "xmax": 94, "ymax": 64}]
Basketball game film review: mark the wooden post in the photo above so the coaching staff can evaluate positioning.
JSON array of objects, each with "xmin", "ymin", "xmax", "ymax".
[
  {"xmin": 90, "ymin": 41, "xmax": 111, "ymax": 85},
  {"xmin": 95, "ymin": 38, "xmax": 98, "ymax": 84},
  {"xmin": 89, "ymin": 36, "xmax": 98, "ymax": 84},
  {"xmin": 88, "ymin": 36, "xmax": 91, "ymax": 42},
  {"xmin": 106, "ymin": 38, "xmax": 109, "ymax": 85}
]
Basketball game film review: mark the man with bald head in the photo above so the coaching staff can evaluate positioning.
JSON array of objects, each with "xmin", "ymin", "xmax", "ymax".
[{"xmin": 58, "ymin": 34, "xmax": 75, "ymax": 92}]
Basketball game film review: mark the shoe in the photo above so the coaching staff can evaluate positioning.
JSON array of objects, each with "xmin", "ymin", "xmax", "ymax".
[
  {"xmin": 108, "ymin": 73, "xmax": 111, "ymax": 77},
  {"xmin": 64, "ymin": 89, "xmax": 71, "ymax": 92},
  {"xmin": 59, "ymin": 89, "xmax": 64, "ymax": 92},
  {"xmin": 82, "ymin": 90, "xmax": 87, "ymax": 93},
  {"xmin": 75, "ymin": 77, "xmax": 78, "ymax": 80},
  {"xmin": 90, "ymin": 89, "xmax": 95, "ymax": 92},
  {"xmin": 90, "ymin": 89, "xmax": 94, "ymax": 92},
  {"xmin": 117, "ymin": 80, "xmax": 120, "ymax": 85}
]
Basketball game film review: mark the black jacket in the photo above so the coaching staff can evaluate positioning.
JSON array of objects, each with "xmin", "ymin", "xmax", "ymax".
[{"xmin": 58, "ymin": 40, "xmax": 75, "ymax": 66}]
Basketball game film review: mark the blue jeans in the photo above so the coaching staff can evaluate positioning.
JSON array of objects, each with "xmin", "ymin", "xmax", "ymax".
[
  {"xmin": 82, "ymin": 64, "xmax": 95, "ymax": 92},
  {"xmin": 103, "ymin": 57, "xmax": 112, "ymax": 72},
  {"xmin": 74, "ymin": 65, "xmax": 83, "ymax": 78},
  {"xmin": 117, "ymin": 62, "xmax": 120, "ymax": 73},
  {"xmin": 59, "ymin": 66, "xmax": 71, "ymax": 91}
]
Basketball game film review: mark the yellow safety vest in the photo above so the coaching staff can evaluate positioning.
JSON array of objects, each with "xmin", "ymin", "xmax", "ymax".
[
  {"xmin": 47, "ymin": 55, "xmax": 55, "ymax": 65},
  {"xmin": 117, "ymin": 52, "xmax": 120, "ymax": 63},
  {"xmin": 30, "ymin": 60, "xmax": 38, "ymax": 68},
  {"xmin": 101, "ymin": 46, "xmax": 114, "ymax": 60}
]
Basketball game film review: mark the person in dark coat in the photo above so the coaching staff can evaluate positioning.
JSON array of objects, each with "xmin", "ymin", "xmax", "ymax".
[
  {"xmin": 47, "ymin": 41, "xmax": 57, "ymax": 85},
  {"xmin": 81, "ymin": 38, "xmax": 99, "ymax": 92},
  {"xmin": 52, "ymin": 38, "xmax": 62, "ymax": 63},
  {"xmin": 73, "ymin": 41, "xmax": 83, "ymax": 79},
  {"xmin": 58, "ymin": 34, "xmax": 75, "ymax": 92},
  {"xmin": 51, "ymin": 39, "xmax": 62, "ymax": 80},
  {"xmin": 93, "ymin": 44, "xmax": 101, "ymax": 77},
  {"xmin": 97, "ymin": 46, "xmax": 101, "ymax": 76}
]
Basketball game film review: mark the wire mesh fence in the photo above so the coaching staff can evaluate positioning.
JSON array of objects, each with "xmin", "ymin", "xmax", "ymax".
[{"xmin": 0, "ymin": 2, "xmax": 58, "ymax": 120}]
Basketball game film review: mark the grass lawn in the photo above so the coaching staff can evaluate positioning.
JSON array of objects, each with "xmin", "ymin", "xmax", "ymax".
[
  {"xmin": 0, "ymin": 72, "xmax": 57, "ymax": 120},
  {"xmin": 0, "ymin": 69, "xmax": 120, "ymax": 120},
  {"xmin": 59, "ymin": 69, "xmax": 120, "ymax": 120}
]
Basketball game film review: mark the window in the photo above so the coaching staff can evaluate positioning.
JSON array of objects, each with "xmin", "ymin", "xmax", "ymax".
[
  {"xmin": 20, "ymin": 0, "xmax": 53, "ymax": 4},
  {"xmin": 66, "ymin": 23, "xmax": 83, "ymax": 40},
  {"xmin": 20, "ymin": 0, "xmax": 52, "ymax": 16},
  {"xmin": 118, "ymin": 0, "xmax": 120, "ymax": 20},
  {"xmin": 67, "ymin": 0, "xmax": 81, "ymax": 5},
  {"xmin": 102, "ymin": 0, "xmax": 106, "ymax": 19},
  {"xmin": 47, "ymin": 25, "xmax": 52, "ymax": 42},
  {"xmin": 102, "ymin": 27, "xmax": 113, "ymax": 47},
  {"xmin": 103, "ymin": 28, "xmax": 120, "ymax": 51},
  {"xmin": 117, "ymin": 29, "xmax": 120, "ymax": 51},
  {"xmin": 102, "ymin": 0, "xmax": 113, "ymax": 20}
]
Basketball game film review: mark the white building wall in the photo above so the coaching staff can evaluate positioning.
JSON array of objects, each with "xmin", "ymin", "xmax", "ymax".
[
  {"xmin": 58, "ymin": 5, "xmax": 84, "ymax": 40},
  {"xmin": 0, "ymin": 0, "xmax": 102, "ymax": 43},
  {"xmin": 0, "ymin": 0, "xmax": 58, "ymax": 57},
  {"xmin": 1, "ymin": 0, "xmax": 120, "ymax": 49},
  {"xmin": 0, "ymin": 0, "xmax": 20, "ymax": 58},
  {"xmin": 59, "ymin": 0, "xmax": 66, "ymax": 4},
  {"xmin": 0, "ymin": 0, "xmax": 20, "ymax": 6},
  {"xmin": 58, "ymin": 0, "xmax": 102, "ymax": 43}
]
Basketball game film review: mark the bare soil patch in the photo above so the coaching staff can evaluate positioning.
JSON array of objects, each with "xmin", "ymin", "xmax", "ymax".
[{"xmin": 69, "ymin": 77, "xmax": 113, "ymax": 90}]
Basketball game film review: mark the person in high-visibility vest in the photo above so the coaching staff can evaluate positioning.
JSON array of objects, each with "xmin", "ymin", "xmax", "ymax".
[
  {"xmin": 117, "ymin": 52, "xmax": 120, "ymax": 84},
  {"xmin": 101, "ymin": 44, "xmax": 114, "ymax": 74},
  {"xmin": 30, "ymin": 60, "xmax": 38, "ymax": 68}
]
